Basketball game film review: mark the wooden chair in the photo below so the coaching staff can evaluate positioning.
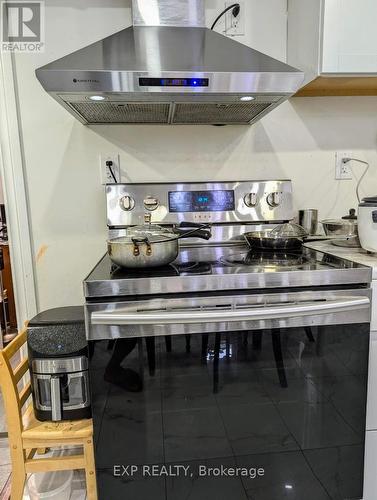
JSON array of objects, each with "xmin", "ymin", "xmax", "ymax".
[{"xmin": 0, "ymin": 328, "xmax": 98, "ymax": 500}]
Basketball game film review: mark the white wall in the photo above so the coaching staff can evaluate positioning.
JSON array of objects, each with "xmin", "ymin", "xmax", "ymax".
[
  {"xmin": 12, "ymin": 0, "xmax": 377, "ymax": 311},
  {"xmin": 0, "ymin": 176, "xmax": 4, "ymax": 205}
]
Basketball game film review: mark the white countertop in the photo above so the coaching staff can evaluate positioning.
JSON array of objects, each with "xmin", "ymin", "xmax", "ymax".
[{"xmin": 304, "ymin": 240, "xmax": 377, "ymax": 279}]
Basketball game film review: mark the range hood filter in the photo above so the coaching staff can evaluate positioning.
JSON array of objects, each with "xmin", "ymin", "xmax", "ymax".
[
  {"xmin": 69, "ymin": 102, "xmax": 171, "ymax": 124},
  {"xmin": 67, "ymin": 100, "xmax": 274, "ymax": 125},
  {"xmin": 172, "ymin": 102, "xmax": 272, "ymax": 125}
]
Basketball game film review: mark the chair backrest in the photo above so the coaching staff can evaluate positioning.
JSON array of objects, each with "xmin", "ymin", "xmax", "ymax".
[{"xmin": 0, "ymin": 329, "xmax": 31, "ymax": 449}]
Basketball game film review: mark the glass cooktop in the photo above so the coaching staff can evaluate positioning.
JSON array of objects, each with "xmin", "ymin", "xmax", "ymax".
[{"xmin": 84, "ymin": 244, "xmax": 372, "ymax": 298}]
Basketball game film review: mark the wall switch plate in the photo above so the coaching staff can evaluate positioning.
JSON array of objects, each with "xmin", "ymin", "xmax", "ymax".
[
  {"xmin": 335, "ymin": 151, "xmax": 353, "ymax": 180},
  {"xmin": 100, "ymin": 154, "xmax": 120, "ymax": 184},
  {"xmin": 225, "ymin": 1, "xmax": 245, "ymax": 36}
]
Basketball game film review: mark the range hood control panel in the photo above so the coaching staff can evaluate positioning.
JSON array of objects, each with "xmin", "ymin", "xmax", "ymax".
[
  {"xmin": 108, "ymin": 181, "xmax": 293, "ymax": 228},
  {"xmin": 139, "ymin": 77, "xmax": 209, "ymax": 87}
]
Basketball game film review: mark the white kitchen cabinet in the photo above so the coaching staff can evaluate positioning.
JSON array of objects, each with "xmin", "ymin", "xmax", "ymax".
[
  {"xmin": 288, "ymin": 0, "xmax": 377, "ymax": 95},
  {"xmin": 364, "ymin": 430, "xmax": 377, "ymax": 499},
  {"xmin": 322, "ymin": 0, "xmax": 377, "ymax": 74}
]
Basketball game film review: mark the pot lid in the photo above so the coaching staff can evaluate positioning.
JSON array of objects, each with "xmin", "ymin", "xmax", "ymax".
[
  {"xmin": 127, "ymin": 223, "xmax": 168, "ymax": 237},
  {"xmin": 109, "ymin": 233, "xmax": 177, "ymax": 245},
  {"xmin": 270, "ymin": 223, "xmax": 307, "ymax": 238},
  {"xmin": 110, "ymin": 224, "xmax": 178, "ymax": 244}
]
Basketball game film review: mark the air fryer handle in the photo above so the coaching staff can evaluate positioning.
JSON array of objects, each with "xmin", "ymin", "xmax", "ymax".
[{"xmin": 50, "ymin": 376, "xmax": 62, "ymax": 421}]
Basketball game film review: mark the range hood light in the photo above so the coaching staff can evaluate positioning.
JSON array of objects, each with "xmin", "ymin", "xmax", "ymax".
[
  {"xmin": 240, "ymin": 96, "xmax": 255, "ymax": 101},
  {"xmin": 89, "ymin": 95, "xmax": 106, "ymax": 101}
]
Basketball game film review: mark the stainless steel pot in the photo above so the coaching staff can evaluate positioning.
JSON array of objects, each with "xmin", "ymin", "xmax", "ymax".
[
  {"xmin": 298, "ymin": 209, "xmax": 318, "ymax": 235},
  {"xmin": 321, "ymin": 219, "xmax": 358, "ymax": 237},
  {"xmin": 321, "ymin": 209, "xmax": 358, "ymax": 237},
  {"xmin": 108, "ymin": 222, "xmax": 211, "ymax": 269},
  {"xmin": 321, "ymin": 209, "xmax": 360, "ymax": 248}
]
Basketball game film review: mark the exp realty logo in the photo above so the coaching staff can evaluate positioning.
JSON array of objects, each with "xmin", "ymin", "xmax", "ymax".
[{"xmin": 1, "ymin": 1, "xmax": 45, "ymax": 52}]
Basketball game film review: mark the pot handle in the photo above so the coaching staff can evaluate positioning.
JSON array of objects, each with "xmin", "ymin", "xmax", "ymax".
[{"xmin": 131, "ymin": 237, "xmax": 153, "ymax": 256}]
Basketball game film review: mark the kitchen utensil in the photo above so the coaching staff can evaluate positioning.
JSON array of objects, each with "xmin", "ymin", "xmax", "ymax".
[
  {"xmin": 243, "ymin": 223, "xmax": 308, "ymax": 251},
  {"xmin": 298, "ymin": 209, "xmax": 318, "ymax": 235},
  {"xmin": 321, "ymin": 209, "xmax": 360, "ymax": 247},
  {"xmin": 108, "ymin": 221, "xmax": 211, "ymax": 268},
  {"xmin": 321, "ymin": 209, "xmax": 358, "ymax": 237},
  {"xmin": 358, "ymin": 196, "xmax": 377, "ymax": 252}
]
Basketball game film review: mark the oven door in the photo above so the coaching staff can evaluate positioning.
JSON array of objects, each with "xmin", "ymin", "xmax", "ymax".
[{"xmin": 87, "ymin": 288, "xmax": 371, "ymax": 500}]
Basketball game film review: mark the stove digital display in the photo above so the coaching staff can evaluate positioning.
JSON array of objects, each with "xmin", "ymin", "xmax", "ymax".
[
  {"xmin": 168, "ymin": 190, "xmax": 235, "ymax": 213},
  {"xmin": 139, "ymin": 78, "xmax": 209, "ymax": 87}
]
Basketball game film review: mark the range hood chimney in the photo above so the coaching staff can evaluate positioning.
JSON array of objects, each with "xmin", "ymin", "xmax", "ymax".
[
  {"xmin": 35, "ymin": 0, "xmax": 304, "ymax": 125},
  {"xmin": 132, "ymin": 0, "xmax": 205, "ymax": 28}
]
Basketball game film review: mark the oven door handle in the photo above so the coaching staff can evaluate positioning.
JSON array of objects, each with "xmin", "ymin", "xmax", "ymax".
[{"xmin": 91, "ymin": 296, "xmax": 369, "ymax": 326}]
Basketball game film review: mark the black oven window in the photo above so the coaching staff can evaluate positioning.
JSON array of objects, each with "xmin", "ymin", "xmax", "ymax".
[{"xmin": 89, "ymin": 323, "xmax": 369, "ymax": 500}]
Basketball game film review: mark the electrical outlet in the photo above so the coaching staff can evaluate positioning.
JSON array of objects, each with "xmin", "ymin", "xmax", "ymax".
[
  {"xmin": 100, "ymin": 154, "xmax": 120, "ymax": 185},
  {"xmin": 335, "ymin": 151, "xmax": 353, "ymax": 180},
  {"xmin": 225, "ymin": 1, "xmax": 245, "ymax": 36}
]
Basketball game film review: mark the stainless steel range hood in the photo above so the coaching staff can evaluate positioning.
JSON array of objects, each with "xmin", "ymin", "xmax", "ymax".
[{"xmin": 36, "ymin": 0, "xmax": 304, "ymax": 125}]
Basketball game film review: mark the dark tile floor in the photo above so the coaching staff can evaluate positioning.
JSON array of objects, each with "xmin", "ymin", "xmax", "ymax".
[{"xmin": 237, "ymin": 451, "xmax": 332, "ymax": 500}]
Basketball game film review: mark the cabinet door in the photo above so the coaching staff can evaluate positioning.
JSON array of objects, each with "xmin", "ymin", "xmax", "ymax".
[
  {"xmin": 364, "ymin": 430, "xmax": 377, "ymax": 499},
  {"xmin": 322, "ymin": 0, "xmax": 377, "ymax": 73}
]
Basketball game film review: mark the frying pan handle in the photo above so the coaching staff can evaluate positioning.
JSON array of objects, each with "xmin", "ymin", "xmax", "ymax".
[
  {"xmin": 176, "ymin": 221, "xmax": 211, "ymax": 240},
  {"xmin": 178, "ymin": 222, "xmax": 209, "ymax": 229},
  {"xmin": 176, "ymin": 228, "xmax": 212, "ymax": 240}
]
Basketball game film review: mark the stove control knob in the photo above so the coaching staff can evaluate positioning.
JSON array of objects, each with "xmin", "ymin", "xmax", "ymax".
[
  {"xmin": 267, "ymin": 192, "xmax": 281, "ymax": 207},
  {"xmin": 119, "ymin": 195, "xmax": 135, "ymax": 211},
  {"xmin": 244, "ymin": 193, "xmax": 257, "ymax": 208},
  {"xmin": 144, "ymin": 196, "xmax": 159, "ymax": 211}
]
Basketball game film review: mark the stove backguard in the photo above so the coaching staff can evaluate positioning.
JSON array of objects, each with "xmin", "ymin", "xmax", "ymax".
[{"xmin": 106, "ymin": 180, "xmax": 294, "ymax": 232}]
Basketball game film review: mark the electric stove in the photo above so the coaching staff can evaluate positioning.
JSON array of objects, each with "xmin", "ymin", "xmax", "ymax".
[{"xmin": 85, "ymin": 181, "xmax": 372, "ymax": 500}]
